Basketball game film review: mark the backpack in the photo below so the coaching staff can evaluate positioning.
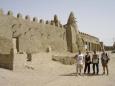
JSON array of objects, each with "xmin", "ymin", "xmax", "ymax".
[{"xmin": 101, "ymin": 53, "xmax": 110, "ymax": 63}]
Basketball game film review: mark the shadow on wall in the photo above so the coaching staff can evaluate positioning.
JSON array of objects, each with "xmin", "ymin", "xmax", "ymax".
[{"xmin": 0, "ymin": 51, "xmax": 13, "ymax": 70}]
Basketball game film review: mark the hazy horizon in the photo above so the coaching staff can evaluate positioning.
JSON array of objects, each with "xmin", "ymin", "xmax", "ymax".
[{"xmin": 0, "ymin": 0, "xmax": 115, "ymax": 46}]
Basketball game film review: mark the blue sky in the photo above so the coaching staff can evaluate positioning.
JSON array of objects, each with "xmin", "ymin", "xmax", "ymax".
[{"xmin": 0, "ymin": 0, "xmax": 115, "ymax": 46}]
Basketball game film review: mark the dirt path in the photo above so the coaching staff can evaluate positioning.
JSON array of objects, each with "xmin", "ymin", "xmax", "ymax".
[{"xmin": 0, "ymin": 52, "xmax": 115, "ymax": 86}]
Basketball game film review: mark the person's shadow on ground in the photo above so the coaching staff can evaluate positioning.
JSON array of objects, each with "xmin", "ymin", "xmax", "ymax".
[{"xmin": 60, "ymin": 73, "xmax": 104, "ymax": 76}]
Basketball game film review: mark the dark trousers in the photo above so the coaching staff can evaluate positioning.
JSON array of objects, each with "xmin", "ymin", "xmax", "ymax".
[
  {"xmin": 92, "ymin": 63, "xmax": 99, "ymax": 74},
  {"xmin": 84, "ymin": 63, "xmax": 90, "ymax": 74}
]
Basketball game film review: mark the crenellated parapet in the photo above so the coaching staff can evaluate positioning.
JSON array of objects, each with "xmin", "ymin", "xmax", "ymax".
[
  {"xmin": 0, "ymin": 9, "xmax": 64, "ymax": 29},
  {"xmin": 25, "ymin": 15, "xmax": 30, "ymax": 21},
  {"xmin": 17, "ymin": 13, "xmax": 22, "ymax": 19},
  {"xmin": 0, "ymin": 9, "xmax": 99, "ymax": 40},
  {"xmin": 39, "ymin": 19, "xmax": 44, "ymax": 24},
  {"xmin": 7, "ymin": 10, "xmax": 13, "ymax": 16},
  {"xmin": 79, "ymin": 31, "xmax": 98, "ymax": 39},
  {"xmin": 50, "ymin": 20, "xmax": 55, "ymax": 25},
  {"xmin": 79, "ymin": 31, "xmax": 100, "ymax": 44},
  {"xmin": 33, "ymin": 17, "xmax": 38, "ymax": 22},
  {"xmin": 46, "ymin": 20, "xmax": 50, "ymax": 24},
  {"xmin": 54, "ymin": 14, "xmax": 59, "ymax": 26}
]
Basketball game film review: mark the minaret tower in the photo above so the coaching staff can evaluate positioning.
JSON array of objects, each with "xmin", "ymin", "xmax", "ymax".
[{"xmin": 66, "ymin": 12, "xmax": 84, "ymax": 52}]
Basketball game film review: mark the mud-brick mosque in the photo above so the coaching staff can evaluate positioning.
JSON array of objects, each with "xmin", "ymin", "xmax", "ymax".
[{"xmin": 0, "ymin": 9, "xmax": 103, "ymax": 70}]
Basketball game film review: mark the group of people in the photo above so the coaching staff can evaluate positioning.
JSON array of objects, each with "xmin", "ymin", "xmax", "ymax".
[{"xmin": 75, "ymin": 50, "xmax": 110, "ymax": 76}]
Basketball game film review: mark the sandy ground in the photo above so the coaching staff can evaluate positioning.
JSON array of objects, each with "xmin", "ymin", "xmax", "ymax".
[{"xmin": 0, "ymin": 52, "xmax": 115, "ymax": 86}]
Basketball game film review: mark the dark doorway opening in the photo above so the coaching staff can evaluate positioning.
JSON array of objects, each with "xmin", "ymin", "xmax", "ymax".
[{"xmin": 12, "ymin": 37, "xmax": 19, "ymax": 53}]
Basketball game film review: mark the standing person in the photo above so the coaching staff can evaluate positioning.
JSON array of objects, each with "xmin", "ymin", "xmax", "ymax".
[
  {"xmin": 75, "ymin": 50, "xmax": 84, "ymax": 75},
  {"xmin": 101, "ymin": 50, "xmax": 110, "ymax": 75},
  {"xmin": 92, "ymin": 50, "xmax": 99, "ymax": 75},
  {"xmin": 84, "ymin": 51, "xmax": 91, "ymax": 74}
]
